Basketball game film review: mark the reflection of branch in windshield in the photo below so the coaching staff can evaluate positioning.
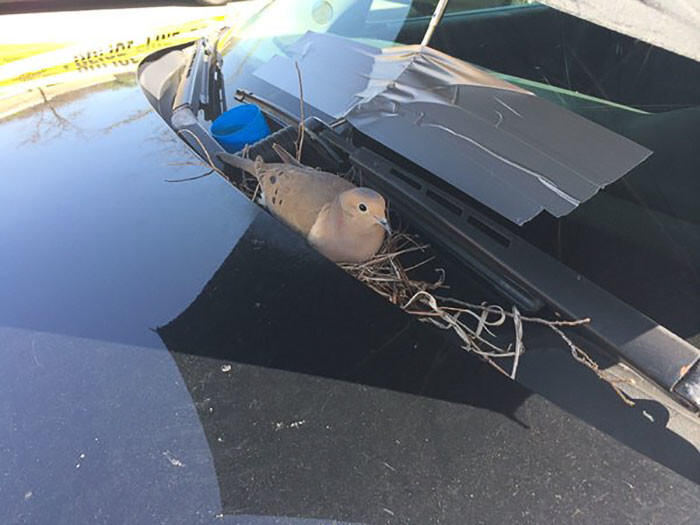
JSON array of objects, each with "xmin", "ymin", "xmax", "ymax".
[
  {"xmin": 564, "ymin": 45, "xmax": 610, "ymax": 101},
  {"xmin": 561, "ymin": 32, "xmax": 572, "ymax": 90},
  {"xmin": 534, "ymin": 65, "xmax": 567, "ymax": 105},
  {"xmin": 149, "ymin": 126, "xmax": 225, "ymax": 183},
  {"xmin": 102, "ymin": 108, "xmax": 151, "ymax": 134},
  {"xmin": 20, "ymin": 87, "xmax": 86, "ymax": 145},
  {"xmin": 11, "ymin": 74, "xmax": 143, "ymax": 144}
]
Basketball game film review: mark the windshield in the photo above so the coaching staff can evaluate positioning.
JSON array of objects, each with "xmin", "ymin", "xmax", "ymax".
[{"xmin": 219, "ymin": 0, "xmax": 700, "ymax": 349}]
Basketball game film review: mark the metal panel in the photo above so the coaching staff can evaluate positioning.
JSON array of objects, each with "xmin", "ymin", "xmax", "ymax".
[{"xmin": 254, "ymin": 32, "xmax": 652, "ymax": 224}]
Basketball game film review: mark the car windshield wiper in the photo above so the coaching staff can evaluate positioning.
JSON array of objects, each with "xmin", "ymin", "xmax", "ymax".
[
  {"xmin": 141, "ymin": 32, "xmax": 231, "ymax": 178},
  {"xmin": 173, "ymin": 31, "xmax": 227, "ymax": 121}
]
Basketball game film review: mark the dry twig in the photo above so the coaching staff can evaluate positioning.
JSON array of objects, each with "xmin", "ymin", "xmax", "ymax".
[
  {"xmin": 294, "ymin": 60, "xmax": 305, "ymax": 162},
  {"xmin": 339, "ymin": 228, "xmax": 635, "ymax": 406},
  {"xmin": 165, "ymin": 129, "xmax": 227, "ymax": 183}
]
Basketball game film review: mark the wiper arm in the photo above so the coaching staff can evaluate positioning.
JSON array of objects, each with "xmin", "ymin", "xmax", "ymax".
[
  {"xmin": 234, "ymin": 88, "xmax": 297, "ymax": 127},
  {"xmin": 173, "ymin": 30, "xmax": 227, "ymax": 121},
  {"xmin": 203, "ymin": 31, "xmax": 227, "ymax": 121}
]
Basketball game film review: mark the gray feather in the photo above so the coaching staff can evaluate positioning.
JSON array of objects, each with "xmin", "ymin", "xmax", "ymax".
[
  {"xmin": 272, "ymin": 143, "xmax": 304, "ymax": 168},
  {"xmin": 217, "ymin": 152, "xmax": 257, "ymax": 176}
]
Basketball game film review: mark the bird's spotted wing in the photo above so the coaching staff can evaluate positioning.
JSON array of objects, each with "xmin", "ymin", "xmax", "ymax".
[{"xmin": 258, "ymin": 164, "xmax": 355, "ymax": 236}]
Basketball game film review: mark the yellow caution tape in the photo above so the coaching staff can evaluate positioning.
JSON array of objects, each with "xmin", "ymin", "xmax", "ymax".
[
  {"xmin": 0, "ymin": 43, "xmax": 73, "ymax": 65},
  {"xmin": 0, "ymin": 14, "xmax": 232, "ymax": 91},
  {"xmin": 0, "ymin": 4, "xmax": 260, "ymax": 120}
]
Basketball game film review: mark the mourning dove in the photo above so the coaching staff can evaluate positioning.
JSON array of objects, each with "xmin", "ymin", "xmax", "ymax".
[{"xmin": 218, "ymin": 145, "xmax": 391, "ymax": 263}]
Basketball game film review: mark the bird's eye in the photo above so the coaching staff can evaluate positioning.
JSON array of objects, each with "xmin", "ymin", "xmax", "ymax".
[{"xmin": 358, "ymin": 203, "xmax": 368, "ymax": 212}]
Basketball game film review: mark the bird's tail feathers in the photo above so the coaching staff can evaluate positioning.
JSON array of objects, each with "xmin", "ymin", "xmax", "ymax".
[
  {"xmin": 217, "ymin": 151, "xmax": 258, "ymax": 176},
  {"xmin": 272, "ymin": 143, "xmax": 304, "ymax": 168}
]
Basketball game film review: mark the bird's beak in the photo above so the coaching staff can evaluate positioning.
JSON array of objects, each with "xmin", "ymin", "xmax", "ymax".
[{"xmin": 374, "ymin": 216, "xmax": 392, "ymax": 234}]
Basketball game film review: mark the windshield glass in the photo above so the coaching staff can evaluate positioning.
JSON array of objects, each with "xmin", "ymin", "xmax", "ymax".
[{"xmin": 219, "ymin": 0, "xmax": 700, "ymax": 349}]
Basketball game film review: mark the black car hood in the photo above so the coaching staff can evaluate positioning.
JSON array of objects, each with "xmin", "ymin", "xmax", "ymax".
[{"xmin": 0, "ymin": 70, "xmax": 699, "ymax": 523}]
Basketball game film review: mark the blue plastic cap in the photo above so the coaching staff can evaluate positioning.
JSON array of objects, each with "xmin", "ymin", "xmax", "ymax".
[{"xmin": 211, "ymin": 104, "xmax": 271, "ymax": 153}]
